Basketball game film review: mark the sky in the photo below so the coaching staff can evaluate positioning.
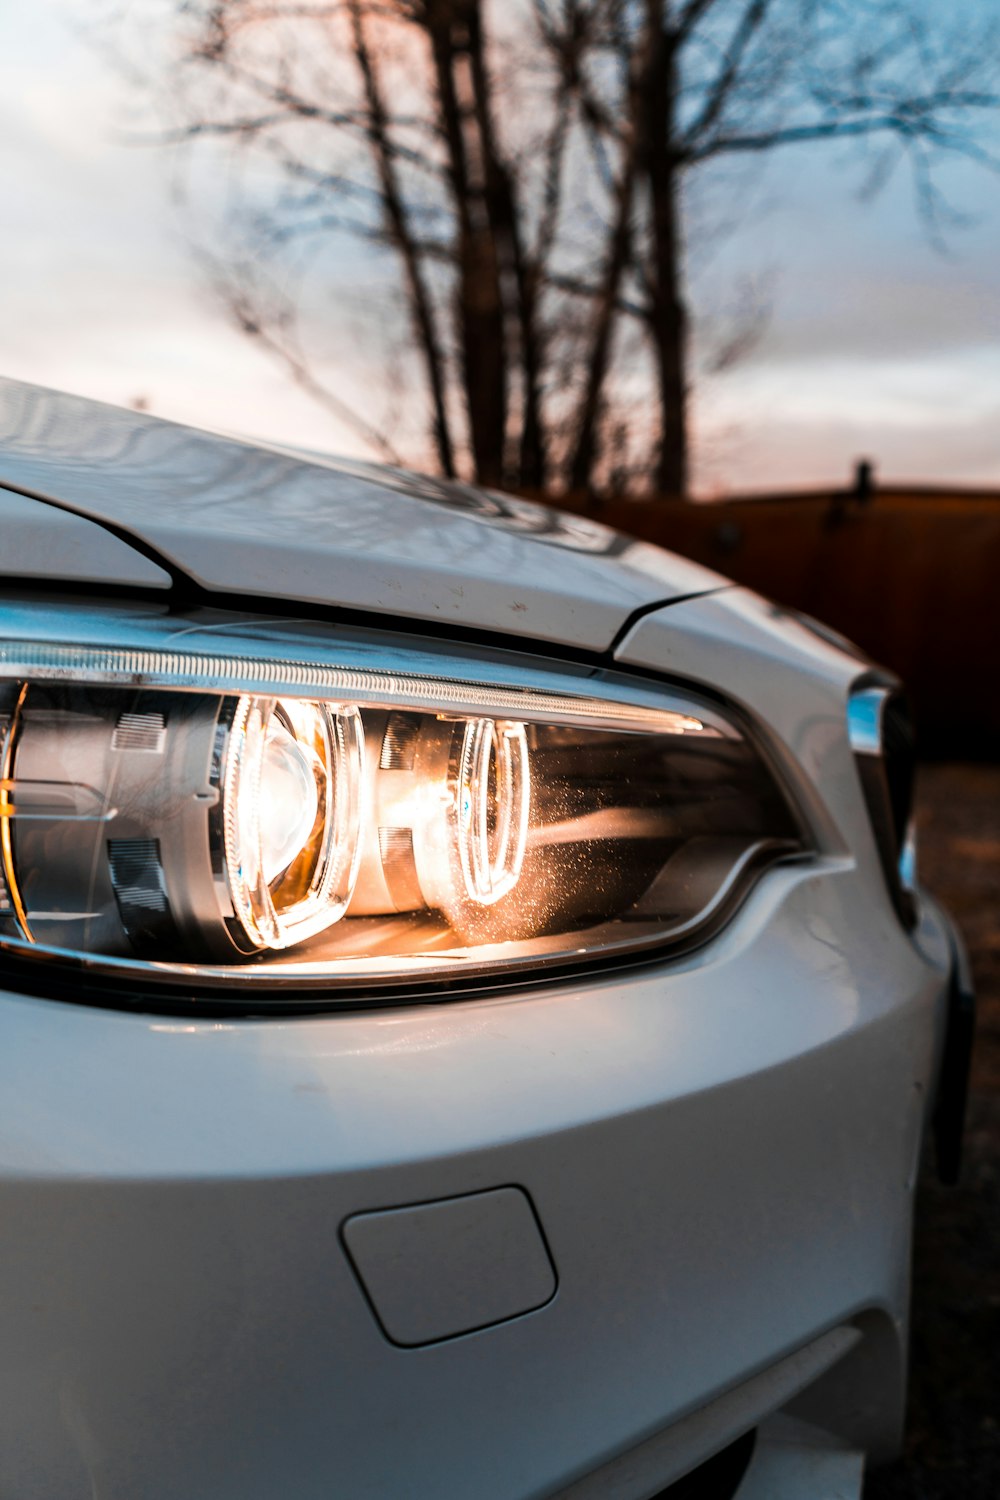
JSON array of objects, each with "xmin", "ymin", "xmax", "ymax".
[{"xmin": 3, "ymin": 0, "xmax": 1000, "ymax": 498}]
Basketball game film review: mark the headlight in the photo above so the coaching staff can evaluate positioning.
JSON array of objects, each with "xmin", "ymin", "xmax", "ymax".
[{"xmin": 0, "ymin": 602, "xmax": 808, "ymax": 1004}]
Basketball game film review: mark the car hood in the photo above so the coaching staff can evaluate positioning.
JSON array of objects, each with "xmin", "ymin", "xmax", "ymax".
[{"xmin": 0, "ymin": 379, "xmax": 725, "ymax": 652}]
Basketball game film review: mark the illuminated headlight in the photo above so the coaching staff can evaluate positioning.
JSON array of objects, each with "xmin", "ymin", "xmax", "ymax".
[
  {"xmin": 223, "ymin": 696, "xmax": 365, "ymax": 950},
  {"xmin": 0, "ymin": 604, "xmax": 809, "ymax": 1001}
]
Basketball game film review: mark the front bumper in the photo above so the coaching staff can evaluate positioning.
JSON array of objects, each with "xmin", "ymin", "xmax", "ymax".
[{"xmin": 0, "ymin": 860, "xmax": 952, "ymax": 1500}]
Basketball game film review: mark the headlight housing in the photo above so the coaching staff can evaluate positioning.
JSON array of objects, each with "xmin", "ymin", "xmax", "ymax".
[{"xmin": 0, "ymin": 601, "xmax": 809, "ymax": 1006}]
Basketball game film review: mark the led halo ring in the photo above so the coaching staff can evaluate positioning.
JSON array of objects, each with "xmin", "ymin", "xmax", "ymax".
[
  {"xmin": 222, "ymin": 695, "xmax": 366, "ymax": 950},
  {"xmin": 456, "ymin": 718, "xmax": 530, "ymax": 906}
]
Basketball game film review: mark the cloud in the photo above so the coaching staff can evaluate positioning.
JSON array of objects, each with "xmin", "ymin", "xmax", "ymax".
[
  {"xmin": 0, "ymin": 1, "xmax": 381, "ymax": 457},
  {"xmin": 694, "ymin": 351, "xmax": 1000, "ymax": 494},
  {"xmin": 3, "ymin": 0, "xmax": 1000, "ymax": 495}
]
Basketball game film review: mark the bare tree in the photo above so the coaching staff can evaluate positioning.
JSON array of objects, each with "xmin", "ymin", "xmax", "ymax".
[{"xmin": 141, "ymin": 0, "xmax": 999, "ymax": 496}]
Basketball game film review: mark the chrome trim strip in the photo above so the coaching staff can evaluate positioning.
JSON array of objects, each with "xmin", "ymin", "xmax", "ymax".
[{"xmin": 0, "ymin": 599, "xmax": 727, "ymax": 737}]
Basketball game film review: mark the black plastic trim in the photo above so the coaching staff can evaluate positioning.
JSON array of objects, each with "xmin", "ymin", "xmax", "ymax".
[
  {"xmin": 847, "ymin": 673, "xmax": 918, "ymax": 930},
  {"xmin": 654, "ymin": 1428, "xmax": 756, "ymax": 1500},
  {"xmin": 934, "ymin": 914, "xmax": 976, "ymax": 1185},
  {"xmin": 0, "ymin": 850, "xmax": 813, "ymax": 1020}
]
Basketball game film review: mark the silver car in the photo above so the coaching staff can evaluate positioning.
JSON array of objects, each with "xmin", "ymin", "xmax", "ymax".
[{"xmin": 0, "ymin": 378, "xmax": 972, "ymax": 1499}]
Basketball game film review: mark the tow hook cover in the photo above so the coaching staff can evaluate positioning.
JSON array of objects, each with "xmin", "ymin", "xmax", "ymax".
[{"xmin": 342, "ymin": 1186, "xmax": 557, "ymax": 1347}]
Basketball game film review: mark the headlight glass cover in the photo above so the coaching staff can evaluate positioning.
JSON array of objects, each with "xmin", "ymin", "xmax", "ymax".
[{"xmin": 0, "ymin": 602, "xmax": 808, "ymax": 1003}]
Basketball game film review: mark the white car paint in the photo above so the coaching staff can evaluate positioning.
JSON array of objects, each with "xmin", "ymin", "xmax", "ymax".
[
  {"xmin": 0, "ymin": 378, "xmax": 723, "ymax": 649},
  {"xmin": 0, "ymin": 381, "xmax": 960, "ymax": 1500}
]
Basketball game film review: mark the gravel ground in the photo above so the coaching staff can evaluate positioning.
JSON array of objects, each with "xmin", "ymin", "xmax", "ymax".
[{"xmin": 865, "ymin": 765, "xmax": 1000, "ymax": 1499}]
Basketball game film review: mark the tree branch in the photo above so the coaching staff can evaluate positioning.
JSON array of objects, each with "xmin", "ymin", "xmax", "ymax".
[
  {"xmin": 532, "ymin": 74, "xmax": 573, "ymax": 275},
  {"xmin": 673, "ymin": 0, "xmax": 719, "ymax": 43},
  {"xmin": 465, "ymin": 0, "xmax": 547, "ymax": 484},
  {"xmin": 682, "ymin": 0, "xmax": 772, "ymax": 148},
  {"xmin": 192, "ymin": 52, "xmax": 449, "ymax": 179},
  {"xmin": 691, "ymin": 106, "xmax": 1000, "ymax": 162},
  {"xmin": 210, "ymin": 266, "xmax": 405, "ymax": 463},
  {"xmin": 348, "ymin": 0, "xmax": 457, "ymax": 475},
  {"xmin": 543, "ymin": 271, "xmax": 649, "ymax": 319}
]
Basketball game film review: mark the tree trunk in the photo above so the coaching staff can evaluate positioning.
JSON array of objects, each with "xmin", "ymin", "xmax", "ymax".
[
  {"xmin": 643, "ymin": 15, "xmax": 689, "ymax": 499},
  {"xmin": 349, "ymin": 0, "xmax": 457, "ymax": 477},
  {"xmin": 425, "ymin": 2, "xmax": 507, "ymax": 488},
  {"xmin": 566, "ymin": 154, "xmax": 637, "ymax": 493},
  {"xmin": 648, "ymin": 166, "xmax": 688, "ymax": 497},
  {"xmin": 566, "ymin": 7, "xmax": 655, "ymax": 495},
  {"xmin": 464, "ymin": 4, "xmax": 546, "ymax": 489}
]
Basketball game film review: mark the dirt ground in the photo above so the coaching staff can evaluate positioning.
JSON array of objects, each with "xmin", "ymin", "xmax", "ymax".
[{"xmin": 864, "ymin": 764, "xmax": 1000, "ymax": 1499}]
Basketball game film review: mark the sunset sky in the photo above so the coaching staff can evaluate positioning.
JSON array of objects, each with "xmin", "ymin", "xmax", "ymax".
[{"xmin": 3, "ymin": 0, "xmax": 1000, "ymax": 497}]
